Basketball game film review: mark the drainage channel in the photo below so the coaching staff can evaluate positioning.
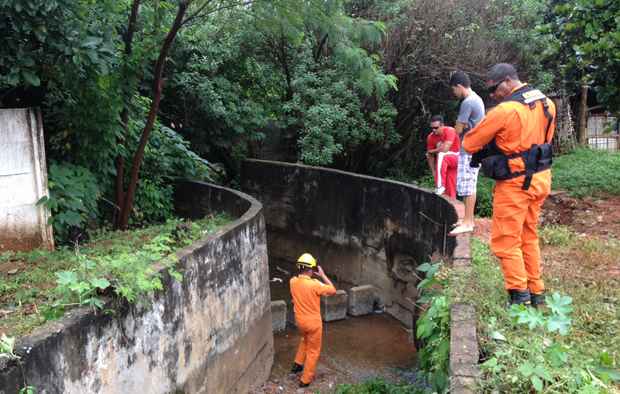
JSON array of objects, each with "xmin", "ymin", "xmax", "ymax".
[{"xmin": 256, "ymin": 258, "xmax": 420, "ymax": 393}]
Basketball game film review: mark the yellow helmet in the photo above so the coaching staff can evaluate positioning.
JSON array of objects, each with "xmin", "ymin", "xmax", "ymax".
[{"xmin": 297, "ymin": 253, "xmax": 317, "ymax": 269}]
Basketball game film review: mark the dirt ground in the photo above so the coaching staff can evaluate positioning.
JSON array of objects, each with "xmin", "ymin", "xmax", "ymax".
[
  {"xmin": 473, "ymin": 191, "xmax": 620, "ymax": 279},
  {"xmin": 541, "ymin": 192, "xmax": 620, "ymax": 239},
  {"xmin": 475, "ymin": 191, "xmax": 620, "ymax": 240}
]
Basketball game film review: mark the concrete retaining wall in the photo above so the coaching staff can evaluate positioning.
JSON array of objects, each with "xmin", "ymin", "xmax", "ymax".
[
  {"xmin": 0, "ymin": 180, "xmax": 273, "ymax": 394},
  {"xmin": 241, "ymin": 159, "xmax": 459, "ymax": 328}
]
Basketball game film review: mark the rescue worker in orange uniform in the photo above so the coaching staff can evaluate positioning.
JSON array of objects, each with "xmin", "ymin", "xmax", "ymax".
[
  {"xmin": 462, "ymin": 64, "xmax": 556, "ymax": 306},
  {"xmin": 289, "ymin": 253, "xmax": 337, "ymax": 387}
]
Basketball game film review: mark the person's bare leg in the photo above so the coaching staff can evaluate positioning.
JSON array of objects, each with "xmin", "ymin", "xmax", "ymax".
[
  {"xmin": 427, "ymin": 155, "xmax": 437, "ymax": 184},
  {"xmin": 463, "ymin": 194, "xmax": 477, "ymax": 227}
]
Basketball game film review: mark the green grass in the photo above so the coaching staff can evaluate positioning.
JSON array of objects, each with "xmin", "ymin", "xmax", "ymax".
[
  {"xmin": 452, "ymin": 237, "xmax": 620, "ymax": 393},
  {"xmin": 552, "ymin": 148, "xmax": 620, "ymax": 197},
  {"xmin": 0, "ymin": 214, "xmax": 231, "ymax": 338},
  {"xmin": 335, "ymin": 378, "xmax": 422, "ymax": 394}
]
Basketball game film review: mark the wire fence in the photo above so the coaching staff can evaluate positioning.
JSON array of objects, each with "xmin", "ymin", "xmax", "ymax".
[{"xmin": 587, "ymin": 115, "xmax": 619, "ymax": 152}]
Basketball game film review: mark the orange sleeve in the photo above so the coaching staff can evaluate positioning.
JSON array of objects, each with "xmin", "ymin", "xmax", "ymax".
[
  {"xmin": 546, "ymin": 98, "xmax": 557, "ymax": 142},
  {"xmin": 462, "ymin": 105, "xmax": 508, "ymax": 154},
  {"xmin": 314, "ymin": 281, "xmax": 337, "ymax": 296}
]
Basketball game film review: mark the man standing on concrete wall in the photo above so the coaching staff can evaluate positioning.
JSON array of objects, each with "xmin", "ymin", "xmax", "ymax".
[
  {"xmin": 462, "ymin": 63, "xmax": 555, "ymax": 306},
  {"xmin": 449, "ymin": 70, "xmax": 485, "ymax": 235},
  {"xmin": 290, "ymin": 253, "xmax": 337, "ymax": 388}
]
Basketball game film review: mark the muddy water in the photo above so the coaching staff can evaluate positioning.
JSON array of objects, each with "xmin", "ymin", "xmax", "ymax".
[{"xmin": 255, "ymin": 314, "xmax": 418, "ymax": 393}]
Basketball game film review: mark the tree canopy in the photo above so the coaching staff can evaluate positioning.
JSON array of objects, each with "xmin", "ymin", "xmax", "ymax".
[{"xmin": 0, "ymin": 0, "xmax": 616, "ymax": 240}]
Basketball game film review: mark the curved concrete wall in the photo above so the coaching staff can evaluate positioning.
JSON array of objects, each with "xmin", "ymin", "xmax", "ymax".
[
  {"xmin": 0, "ymin": 181, "xmax": 273, "ymax": 394},
  {"xmin": 241, "ymin": 159, "xmax": 459, "ymax": 327}
]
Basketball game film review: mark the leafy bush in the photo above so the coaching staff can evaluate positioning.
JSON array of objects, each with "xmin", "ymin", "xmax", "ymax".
[
  {"xmin": 286, "ymin": 65, "xmax": 398, "ymax": 167},
  {"xmin": 38, "ymin": 163, "xmax": 101, "ymax": 244},
  {"xmin": 415, "ymin": 262, "xmax": 451, "ymax": 392},
  {"xmin": 475, "ymin": 177, "xmax": 494, "ymax": 218},
  {"xmin": 130, "ymin": 179, "xmax": 174, "ymax": 226}
]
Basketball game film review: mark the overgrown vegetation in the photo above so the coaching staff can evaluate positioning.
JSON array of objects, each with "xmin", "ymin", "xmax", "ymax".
[
  {"xmin": 414, "ymin": 263, "xmax": 451, "ymax": 392},
  {"xmin": 335, "ymin": 378, "xmax": 419, "ymax": 394},
  {"xmin": 552, "ymin": 148, "xmax": 620, "ymax": 198},
  {"xmin": 0, "ymin": 214, "xmax": 230, "ymax": 338},
  {"xmin": 452, "ymin": 238, "xmax": 620, "ymax": 393},
  {"xmin": 4, "ymin": 0, "xmax": 604, "ymax": 239}
]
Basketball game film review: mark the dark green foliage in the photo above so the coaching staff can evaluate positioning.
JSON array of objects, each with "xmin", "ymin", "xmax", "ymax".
[
  {"xmin": 475, "ymin": 177, "xmax": 495, "ymax": 218},
  {"xmin": 0, "ymin": 0, "xmax": 116, "ymax": 92},
  {"xmin": 37, "ymin": 163, "xmax": 101, "ymax": 244},
  {"xmin": 415, "ymin": 262, "xmax": 450, "ymax": 392},
  {"xmin": 543, "ymin": 0, "xmax": 620, "ymax": 112}
]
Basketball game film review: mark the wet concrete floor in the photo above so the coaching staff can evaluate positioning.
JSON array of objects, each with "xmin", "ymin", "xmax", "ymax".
[{"xmin": 253, "ymin": 314, "xmax": 417, "ymax": 393}]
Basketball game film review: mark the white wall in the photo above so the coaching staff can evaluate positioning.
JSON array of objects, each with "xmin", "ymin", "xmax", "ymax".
[{"xmin": 0, "ymin": 108, "xmax": 53, "ymax": 251}]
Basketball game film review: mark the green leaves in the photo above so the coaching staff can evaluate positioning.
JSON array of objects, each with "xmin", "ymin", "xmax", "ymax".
[
  {"xmin": 546, "ymin": 313, "xmax": 572, "ymax": 336},
  {"xmin": 546, "ymin": 0, "xmax": 620, "ymax": 111},
  {"xmin": 509, "ymin": 292, "xmax": 574, "ymax": 335},
  {"xmin": 517, "ymin": 362, "xmax": 553, "ymax": 392},
  {"xmin": 546, "ymin": 292, "xmax": 574, "ymax": 316},
  {"xmin": 39, "ymin": 163, "xmax": 101, "ymax": 244},
  {"xmin": 415, "ymin": 260, "xmax": 450, "ymax": 393},
  {"xmin": 0, "ymin": 334, "xmax": 18, "ymax": 359},
  {"xmin": 509, "ymin": 304, "xmax": 546, "ymax": 330}
]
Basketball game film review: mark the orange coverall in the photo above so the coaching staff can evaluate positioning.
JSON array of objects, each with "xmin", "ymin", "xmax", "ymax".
[
  {"xmin": 290, "ymin": 274, "xmax": 337, "ymax": 384},
  {"xmin": 462, "ymin": 85, "xmax": 556, "ymax": 294}
]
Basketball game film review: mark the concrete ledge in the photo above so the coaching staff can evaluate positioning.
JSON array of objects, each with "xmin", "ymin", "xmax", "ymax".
[
  {"xmin": 271, "ymin": 300, "xmax": 287, "ymax": 332},
  {"xmin": 449, "ymin": 225, "xmax": 478, "ymax": 394},
  {"xmin": 347, "ymin": 285, "xmax": 377, "ymax": 316},
  {"xmin": 321, "ymin": 290, "xmax": 348, "ymax": 322},
  {"xmin": 0, "ymin": 181, "xmax": 274, "ymax": 394}
]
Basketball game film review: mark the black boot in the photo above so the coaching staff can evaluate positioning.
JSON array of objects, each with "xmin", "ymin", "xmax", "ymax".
[
  {"xmin": 299, "ymin": 381, "xmax": 310, "ymax": 388},
  {"xmin": 531, "ymin": 293, "xmax": 545, "ymax": 308},
  {"xmin": 291, "ymin": 363, "xmax": 303, "ymax": 374},
  {"xmin": 508, "ymin": 289, "xmax": 531, "ymax": 306}
]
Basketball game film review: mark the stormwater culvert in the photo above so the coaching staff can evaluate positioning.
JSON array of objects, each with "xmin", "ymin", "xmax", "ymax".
[{"xmin": 240, "ymin": 159, "xmax": 463, "ymax": 392}]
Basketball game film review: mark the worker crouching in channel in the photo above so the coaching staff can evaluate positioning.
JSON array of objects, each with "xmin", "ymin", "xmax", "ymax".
[
  {"xmin": 289, "ymin": 253, "xmax": 337, "ymax": 388},
  {"xmin": 462, "ymin": 63, "xmax": 556, "ymax": 307}
]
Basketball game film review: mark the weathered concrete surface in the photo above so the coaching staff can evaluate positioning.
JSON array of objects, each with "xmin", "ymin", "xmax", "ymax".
[
  {"xmin": 0, "ymin": 108, "xmax": 53, "ymax": 252},
  {"xmin": 271, "ymin": 300, "xmax": 287, "ymax": 332},
  {"xmin": 449, "ymin": 212, "xmax": 478, "ymax": 394},
  {"xmin": 0, "ymin": 181, "xmax": 273, "ymax": 394},
  {"xmin": 450, "ymin": 303, "xmax": 479, "ymax": 394},
  {"xmin": 241, "ymin": 159, "xmax": 459, "ymax": 329},
  {"xmin": 321, "ymin": 290, "xmax": 348, "ymax": 322},
  {"xmin": 347, "ymin": 285, "xmax": 378, "ymax": 317}
]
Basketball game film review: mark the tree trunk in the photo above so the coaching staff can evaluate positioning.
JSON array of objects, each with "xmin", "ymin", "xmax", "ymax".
[
  {"xmin": 578, "ymin": 84, "xmax": 589, "ymax": 145},
  {"xmin": 117, "ymin": 1, "xmax": 190, "ymax": 230},
  {"xmin": 114, "ymin": 0, "xmax": 142, "ymax": 228}
]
